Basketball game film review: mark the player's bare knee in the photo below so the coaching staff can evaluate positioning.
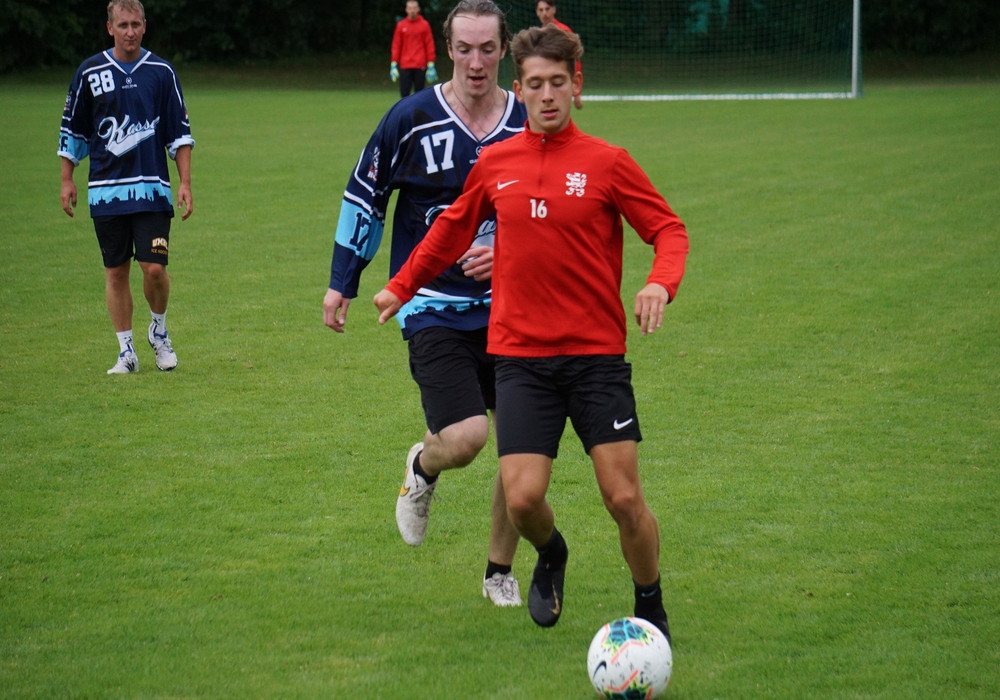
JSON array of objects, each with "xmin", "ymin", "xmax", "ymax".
[
  {"xmin": 440, "ymin": 420, "xmax": 488, "ymax": 466},
  {"xmin": 603, "ymin": 489, "xmax": 645, "ymax": 527},
  {"xmin": 504, "ymin": 489, "xmax": 544, "ymax": 524},
  {"xmin": 441, "ymin": 434, "xmax": 484, "ymax": 467},
  {"xmin": 141, "ymin": 262, "xmax": 168, "ymax": 281},
  {"xmin": 106, "ymin": 264, "xmax": 130, "ymax": 283}
]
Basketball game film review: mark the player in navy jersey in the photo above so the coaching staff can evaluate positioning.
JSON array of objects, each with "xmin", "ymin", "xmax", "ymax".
[
  {"xmin": 59, "ymin": 0, "xmax": 194, "ymax": 375},
  {"xmin": 323, "ymin": 0, "xmax": 525, "ymax": 607}
]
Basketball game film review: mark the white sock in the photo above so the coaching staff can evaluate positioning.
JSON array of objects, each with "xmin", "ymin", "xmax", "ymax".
[
  {"xmin": 151, "ymin": 311, "xmax": 167, "ymax": 331},
  {"xmin": 116, "ymin": 330, "xmax": 134, "ymax": 352}
]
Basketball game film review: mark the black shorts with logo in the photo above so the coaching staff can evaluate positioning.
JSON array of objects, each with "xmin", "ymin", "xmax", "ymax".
[
  {"xmin": 494, "ymin": 354, "xmax": 642, "ymax": 458},
  {"xmin": 93, "ymin": 211, "xmax": 171, "ymax": 268},
  {"xmin": 407, "ymin": 326, "xmax": 495, "ymax": 435}
]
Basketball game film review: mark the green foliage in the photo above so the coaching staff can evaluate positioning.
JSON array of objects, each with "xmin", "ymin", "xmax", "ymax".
[
  {"xmin": 865, "ymin": 0, "xmax": 1000, "ymax": 54},
  {"xmin": 2, "ymin": 69, "xmax": 999, "ymax": 697},
  {"xmin": 0, "ymin": 0, "xmax": 416, "ymax": 71},
  {"xmin": 2, "ymin": 0, "xmax": 1000, "ymax": 73},
  {"xmin": 0, "ymin": 0, "xmax": 99, "ymax": 70}
]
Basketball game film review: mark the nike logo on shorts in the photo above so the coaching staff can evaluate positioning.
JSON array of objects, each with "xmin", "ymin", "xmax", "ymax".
[{"xmin": 613, "ymin": 418, "xmax": 634, "ymax": 430}]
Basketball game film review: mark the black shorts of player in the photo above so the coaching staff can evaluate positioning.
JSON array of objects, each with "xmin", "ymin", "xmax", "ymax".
[
  {"xmin": 407, "ymin": 326, "xmax": 495, "ymax": 435},
  {"xmin": 494, "ymin": 355, "xmax": 642, "ymax": 459},
  {"xmin": 399, "ymin": 68, "xmax": 426, "ymax": 97},
  {"xmin": 93, "ymin": 211, "xmax": 172, "ymax": 268}
]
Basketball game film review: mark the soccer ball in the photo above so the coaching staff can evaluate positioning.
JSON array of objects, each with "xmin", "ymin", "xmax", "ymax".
[{"xmin": 587, "ymin": 617, "xmax": 672, "ymax": 699}]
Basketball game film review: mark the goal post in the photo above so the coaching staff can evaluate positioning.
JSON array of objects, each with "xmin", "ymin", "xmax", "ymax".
[{"xmin": 500, "ymin": 0, "xmax": 862, "ymax": 101}]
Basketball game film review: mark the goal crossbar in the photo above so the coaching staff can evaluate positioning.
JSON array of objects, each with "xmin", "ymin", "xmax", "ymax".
[{"xmin": 502, "ymin": 0, "xmax": 862, "ymax": 102}]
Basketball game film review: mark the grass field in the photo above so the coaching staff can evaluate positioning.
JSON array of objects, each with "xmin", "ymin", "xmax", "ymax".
[{"xmin": 1, "ymin": 64, "xmax": 998, "ymax": 697}]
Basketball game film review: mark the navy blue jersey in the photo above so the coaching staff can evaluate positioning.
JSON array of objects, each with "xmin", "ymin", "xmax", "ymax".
[
  {"xmin": 329, "ymin": 83, "xmax": 526, "ymax": 338},
  {"xmin": 58, "ymin": 49, "xmax": 194, "ymax": 218}
]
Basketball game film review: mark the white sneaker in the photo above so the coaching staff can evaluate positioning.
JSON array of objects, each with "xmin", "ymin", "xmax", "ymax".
[
  {"xmin": 396, "ymin": 442, "xmax": 436, "ymax": 546},
  {"xmin": 107, "ymin": 346, "xmax": 138, "ymax": 374},
  {"xmin": 483, "ymin": 572, "xmax": 522, "ymax": 607},
  {"xmin": 148, "ymin": 322, "xmax": 178, "ymax": 371}
]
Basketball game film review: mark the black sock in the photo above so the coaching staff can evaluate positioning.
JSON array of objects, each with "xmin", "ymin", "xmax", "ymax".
[
  {"xmin": 412, "ymin": 451, "xmax": 437, "ymax": 484},
  {"xmin": 485, "ymin": 561, "xmax": 512, "ymax": 579},
  {"xmin": 634, "ymin": 578, "xmax": 665, "ymax": 619},
  {"xmin": 634, "ymin": 577, "xmax": 663, "ymax": 604},
  {"xmin": 535, "ymin": 528, "xmax": 568, "ymax": 567},
  {"xmin": 634, "ymin": 577, "xmax": 671, "ymax": 643}
]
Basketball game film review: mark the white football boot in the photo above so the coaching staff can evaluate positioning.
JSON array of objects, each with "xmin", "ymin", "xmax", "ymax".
[
  {"xmin": 395, "ymin": 442, "xmax": 436, "ymax": 546},
  {"xmin": 483, "ymin": 572, "xmax": 522, "ymax": 607}
]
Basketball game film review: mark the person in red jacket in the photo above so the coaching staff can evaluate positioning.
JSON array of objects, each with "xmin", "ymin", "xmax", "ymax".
[
  {"xmin": 391, "ymin": 0, "xmax": 438, "ymax": 99},
  {"xmin": 374, "ymin": 24, "xmax": 688, "ymax": 641},
  {"xmin": 535, "ymin": 0, "xmax": 582, "ymax": 108}
]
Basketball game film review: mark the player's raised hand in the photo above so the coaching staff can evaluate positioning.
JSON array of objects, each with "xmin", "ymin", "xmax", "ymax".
[
  {"xmin": 634, "ymin": 283, "xmax": 669, "ymax": 336},
  {"xmin": 324, "ymin": 288, "xmax": 351, "ymax": 333},
  {"xmin": 459, "ymin": 244, "xmax": 493, "ymax": 281},
  {"xmin": 374, "ymin": 289, "xmax": 402, "ymax": 325}
]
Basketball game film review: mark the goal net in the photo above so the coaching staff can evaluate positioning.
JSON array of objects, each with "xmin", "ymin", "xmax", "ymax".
[{"xmin": 500, "ymin": 0, "xmax": 861, "ymax": 101}]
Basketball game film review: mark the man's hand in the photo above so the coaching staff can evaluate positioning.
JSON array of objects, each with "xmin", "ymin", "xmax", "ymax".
[
  {"xmin": 176, "ymin": 183, "xmax": 193, "ymax": 220},
  {"xmin": 324, "ymin": 288, "xmax": 351, "ymax": 333},
  {"xmin": 634, "ymin": 283, "xmax": 670, "ymax": 336},
  {"xmin": 60, "ymin": 157, "xmax": 77, "ymax": 217},
  {"xmin": 425, "ymin": 62, "xmax": 438, "ymax": 83},
  {"xmin": 390, "ymin": 62, "xmax": 400, "ymax": 82},
  {"xmin": 61, "ymin": 179, "xmax": 77, "ymax": 217},
  {"xmin": 459, "ymin": 245, "xmax": 493, "ymax": 281},
  {"xmin": 173, "ymin": 146, "xmax": 193, "ymax": 220},
  {"xmin": 373, "ymin": 289, "xmax": 402, "ymax": 325}
]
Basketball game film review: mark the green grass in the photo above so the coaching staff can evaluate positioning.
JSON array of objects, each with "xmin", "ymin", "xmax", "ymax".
[{"xmin": 1, "ymin": 66, "xmax": 998, "ymax": 697}]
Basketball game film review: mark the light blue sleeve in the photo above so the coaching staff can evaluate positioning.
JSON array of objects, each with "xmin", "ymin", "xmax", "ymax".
[
  {"xmin": 329, "ymin": 197, "xmax": 386, "ymax": 297},
  {"xmin": 57, "ymin": 131, "xmax": 89, "ymax": 165},
  {"xmin": 58, "ymin": 75, "xmax": 90, "ymax": 164},
  {"xmin": 335, "ymin": 198, "xmax": 384, "ymax": 262}
]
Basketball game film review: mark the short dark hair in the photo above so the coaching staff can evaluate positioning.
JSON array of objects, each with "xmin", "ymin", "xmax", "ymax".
[
  {"xmin": 443, "ymin": 0, "xmax": 510, "ymax": 49},
  {"xmin": 510, "ymin": 25, "xmax": 583, "ymax": 80}
]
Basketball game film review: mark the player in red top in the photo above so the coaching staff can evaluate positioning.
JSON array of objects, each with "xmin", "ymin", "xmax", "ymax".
[
  {"xmin": 390, "ymin": 0, "xmax": 438, "ymax": 99},
  {"xmin": 374, "ymin": 25, "xmax": 688, "ymax": 640},
  {"xmin": 535, "ymin": 0, "xmax": 583, "ymax": 109}
]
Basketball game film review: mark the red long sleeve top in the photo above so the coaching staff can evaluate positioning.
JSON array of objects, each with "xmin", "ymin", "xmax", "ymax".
[
  {"xmin": 386, "ymin": 121, "xmax": 689, "ymax": 358},
  {"xmin": 391, "ymin": 15, "xmax": 436, "ymax": 70}
]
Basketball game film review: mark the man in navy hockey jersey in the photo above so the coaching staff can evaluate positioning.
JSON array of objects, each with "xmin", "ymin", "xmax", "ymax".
[
  {"xmin": 59, "ymin": 0, "xmax": 194, "ymax": 374},
  {"xmin": 323, "ymin": 0, "xmax": 526, "ymax": 607}
]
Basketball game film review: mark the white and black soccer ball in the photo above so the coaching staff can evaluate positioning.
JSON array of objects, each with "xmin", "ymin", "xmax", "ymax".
[{"xmin": 587, "ymin": 617, "xmax": 672, "ymax": 699}]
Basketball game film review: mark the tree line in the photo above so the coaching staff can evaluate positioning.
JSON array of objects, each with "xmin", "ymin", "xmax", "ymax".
[{"xmin": 2, "ymin": 0, "xmax": 998, "ymax": 73}]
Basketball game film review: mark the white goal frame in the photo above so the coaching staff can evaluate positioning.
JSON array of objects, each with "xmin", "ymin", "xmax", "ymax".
[{"xmin": 577, "ymin": 0, "xmax": 862, "ymax": 102}]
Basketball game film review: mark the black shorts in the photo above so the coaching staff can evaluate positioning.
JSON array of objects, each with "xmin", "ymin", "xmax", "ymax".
[
  {"xmin": 93, "ymin": 211, "xmax": 172, "ymax": 268},
  {"xmin": 407, "ymin": 326, "xmax": 495, "ymax": 435},
  {"xmin": 494, "ymin": 355, "xmax": 642, "ymax": 458},
  {"xmin": 399, "ymin": 68, "xmax": 426, "ymax": 96}
]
